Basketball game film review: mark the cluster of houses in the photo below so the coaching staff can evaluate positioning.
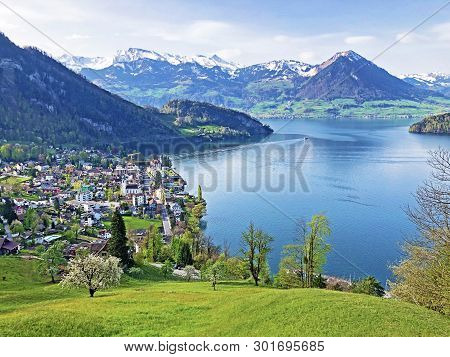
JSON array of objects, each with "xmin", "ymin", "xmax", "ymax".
[{"xmin": 0, "ymin": 150, "xmax": 191, "ymax": 257}]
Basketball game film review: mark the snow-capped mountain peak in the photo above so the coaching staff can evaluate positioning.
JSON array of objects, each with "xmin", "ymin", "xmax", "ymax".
[
  {"xmin": 112, "ymin": 48, "xmax": 241, "ymax": 72},
  {"xmin": 317, "ymin": 50, "xmax": 366, "ymax": 72},
  {"xmin": 252, "ymin": 59, "xmax": 316, "ymax": 77},
  {"xmin": 335, "ymin": 50, "xmax": 363, "ymax": 62},
  {"xmin": 59, "ymin": 48, "xmax": 240, "ymax": 73},
  {"xmin": 58, "ymin": 54, "xmax": 113, "ymax": 72},
  {"xmin": 399, "ymin": 72, "xmax": 450, "ymax": 85},
  {"xmin": 399, "ymin": 72, "xmax": 450, "ymax": 95},
  {"xmin": 113, "ymin": 48, "xmax": 184, "ymax": 66}
]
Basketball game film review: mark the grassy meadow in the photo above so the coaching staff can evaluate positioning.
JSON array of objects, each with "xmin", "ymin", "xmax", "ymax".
[
  {"xmin": 0, "ymin": 257, "xmax": 449, "ymax": 337},
  {"xmin": 103, "ymin": 216, "xmax": 162, "ymax": 231}
]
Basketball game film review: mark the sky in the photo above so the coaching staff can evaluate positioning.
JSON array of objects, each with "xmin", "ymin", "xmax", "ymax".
[{"xmin": 0, "ymin": 0, "xmax": 449, "ymax": 75}]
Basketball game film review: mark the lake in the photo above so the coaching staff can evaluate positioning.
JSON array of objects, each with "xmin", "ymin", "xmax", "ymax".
[{"xmin": 172, "ymin": 118, "xmax": 449, "ymax": 284}]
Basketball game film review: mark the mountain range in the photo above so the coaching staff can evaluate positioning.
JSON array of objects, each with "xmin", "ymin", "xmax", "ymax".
[
  {"xmin": 400, "ymin": 73, "xmax": 450, "ymax": 96},
  {"xmin": 0, "ymin": 33, "xmax": 270, "ymax": 150},
  {"xmin": 60, "ymin": 48, "xmax": 450, "ymax": 117}
]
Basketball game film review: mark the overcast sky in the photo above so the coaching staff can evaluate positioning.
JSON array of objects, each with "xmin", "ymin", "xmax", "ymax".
[{"xmin": 1, "ymin": 0, "xmax": 449, "ymax": 74}]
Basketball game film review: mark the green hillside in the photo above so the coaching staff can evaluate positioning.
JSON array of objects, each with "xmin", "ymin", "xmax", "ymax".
[
  {"xmin": 0, "ymin": 257, "xmax": 448, "ymax": 337},
  {"xmin": 409, "ymin": 112, "xmax": 450, "ymax": 134}
]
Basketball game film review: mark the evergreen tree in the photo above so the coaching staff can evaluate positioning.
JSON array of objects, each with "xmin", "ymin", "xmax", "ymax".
[
  {"xmin": 352, "ymin": 276, "xmax": 384, "ymax": 297},
  {"xmin": 197, "ymin": 184, "xmax": 203, "ymax": 201},
  {"xmin": 161, "ymin": 259, "xmax": 174, "ymax": 279},
  {"xmin": 108, "ymin": 210, "xmax": 130, "ymax": 266},
  {"xmin": 154, "ymin": 171, "xmax": 162, "ymax": 188},
  {"xmin": 0, "ymin": 199, "xmax": 17, "ymax": 224},
  {"xmin": 178, "ymin": 241, "xmax": 193, "ymax": 267}
]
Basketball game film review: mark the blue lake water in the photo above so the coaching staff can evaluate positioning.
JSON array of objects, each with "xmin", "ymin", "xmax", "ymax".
[{"xmin": 172, "ymin": 118, "xmax": 449, "ymax": 283}]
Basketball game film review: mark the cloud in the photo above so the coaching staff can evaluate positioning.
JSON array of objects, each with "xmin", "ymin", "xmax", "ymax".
[
  {"xmin": 215, "ymin": 48, "xmax": 242, "ymax": 61},
  {"xmin": 298, "ymin": 51, "xmax": 317, "ymax": 62},
  {"xmin": 65, "ymin": 34, "xmax": 91, "ymax": 40},
  {"xmin": 273, "ymin": 35, "xmax": 290, "ymax": 43},
  {"xmin": 187, "ymin": 20, "xmax": 231, "ymax": 38},
  {"xmin": 395, "ymin": 32, "xmax": 427, "ymax": 44},
  {"xmin": 344, "ymin": 35, "xmax": 375, "ymax": 45},
  {"xmin": 430, "ymin": 22, "xmax": 450, "ymax": 41}
]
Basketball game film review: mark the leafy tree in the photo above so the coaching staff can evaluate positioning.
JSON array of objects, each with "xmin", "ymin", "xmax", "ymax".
[
  {"xmin": 10, "ymin": 220, "xmax": 24, "ymax": 235},
  {"xmin": 223, "ymin": 256, "xmax": 249, "ymax": 280},
  {"xmin": 53, "ymin": 198, "xmax": 60, "ymax": 213},
  {"xmin": 108, "ymin": 210, "xmax": 130, "ymax": 266},
  {"xmin": 37, "ymin": 241, "xmax": 67, "ymax": 283},
  {"xmin": 61, "ymin": 249, "xmax": 122, "ymax": 297},
  {"xmin": 144, "ymin": 225, "xmax": 163, "ymax": 262},
  {"xmin": 161, "ymin": 155, "xmax": 172, "ymax": 168},
  {"xmin": 158, "ymin": 245, "xmax": 172, "ymax": 262},
  {"xmin": 391, "ymin": 148, "xmax": 450, "ymax": 314},
  {"xmin": 301, "ymin": 215, "xmax": 331, "ymax": 288},
  {"xmin": 105, "ymin": 188, "xmax": 113, "ymax": 201},
  {"xmin": 154, "ymin": 171, "xmax": 162, "ymax": 188},
  {"xmin": 70, "ymin": 223, "xmax": 80, "ymax": 241},
  {"xmin": 161, "ymin": 259, "xmax": 174, "ymax": 279},
  {"xmin": 240, "ymin": 223, "xmax": 273, "ymax": 286},
  {"xmin": 128, "ymin": 267, "xmax": 144, "ymax": 279},
  {"xmin": 0, "ymin": 199, "xmax": 17, "ymax": 224},
  {"xmin": 275, "ymin": 239, "xmax": 305, "ymax": 288},
  {"xmin": 312, "ymin": 273, "xmax": 327, "ymax": 289},
  {"xmin": 275, "ymin": 267, "xmax": 302, "ymax": 289},
  {"xmin": 352, "ymin": 276, "xmax": 385, "ymax": 297},
  {"xmin": 23, "ymin": 208, "xmax": 40, "ymax": 235},
  {"xmin": 184, "ymin": 265, "xmax": 196, "ymax": 282},
  {"xmin": 205, "ymin": 260, "xmax": 226, "ymax": 290},
  {"xmin": 172, "ymin": 238, "xmax": 193, "ymax": 267},
  {"xmin": 0, "ymin": 144, "xmax": 12, "ymax": 160}
]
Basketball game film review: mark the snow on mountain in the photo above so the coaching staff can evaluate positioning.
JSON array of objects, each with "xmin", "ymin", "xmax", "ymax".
[
  {"xmin": 317, "ymin": 50, "xmax": 364, "ymax": 72},
  {"xmin": 335, "ymin": 50, "xmax": 363, "ymax": 62},
  {"xmin": 59, "ymin": 54, "xmax": 113, "ymax": 72},
  {"xmin": 60, "ymin": 48, "xmax": 241, "ymax": 73},
  {"xmin": 259, "ymin": 59, "xmax": 316, "ymax": 77},
  {"xmin": 399, "ymin": 72, "xmax": 450, "ymax": 87}
]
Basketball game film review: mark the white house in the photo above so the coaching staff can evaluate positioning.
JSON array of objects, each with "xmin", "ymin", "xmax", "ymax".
[
  {"xmin": 132, "ymin": 194, "xmax": 147, "ymax": 207},
  {"xmin": 121, "ymin": 181, "xmax": 142, "ymax": 196},
  {"xmin": 171, "ymin": 202, "xmax": 182, "ymax": 217},
  {"xmin": 76, "ymin": 191, "xmax": 93, "ymax": 202}
]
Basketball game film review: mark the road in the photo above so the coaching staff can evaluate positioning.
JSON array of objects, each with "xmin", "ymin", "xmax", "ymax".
[{"xmin": 161, "ymin": 205, "xmax": 172, "ymax": 237}]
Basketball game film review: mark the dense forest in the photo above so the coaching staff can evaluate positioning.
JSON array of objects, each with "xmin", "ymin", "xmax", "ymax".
[
  {"xmin": 0, "ymin": 33, "xmax": 181, "ymax": 149},
  {"xmin": 409, "ymin": 113, "xmax": 449, "ymax": 134}
]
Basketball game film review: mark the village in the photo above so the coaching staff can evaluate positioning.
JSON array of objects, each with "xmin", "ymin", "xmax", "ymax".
[{"xmin": 0, "ymin": 148, "xmax": 203, "ymax": 261}]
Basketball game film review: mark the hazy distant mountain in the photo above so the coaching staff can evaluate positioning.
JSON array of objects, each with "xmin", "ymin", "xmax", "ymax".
[
  {"xmin": 59, "ymin": 48, "xmax": 445, "ymax": 117},
  {"xmin": 400, "ymin": 73, "xmax": 450, "ymax": 96}
]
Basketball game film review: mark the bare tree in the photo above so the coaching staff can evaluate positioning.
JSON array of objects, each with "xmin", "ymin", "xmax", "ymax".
[
  {"xmin": 406, "ymin": 147, "xmax": 450, "ymax": 237},
  {"xmin": 392, "ymin": 147, "xmax": 450, "ymax": 314}
]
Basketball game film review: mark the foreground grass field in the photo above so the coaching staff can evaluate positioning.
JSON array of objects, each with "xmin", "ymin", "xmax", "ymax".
[{"xmin": 0, "ymin": 257, "xmax": 448, "ymax": 337}]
